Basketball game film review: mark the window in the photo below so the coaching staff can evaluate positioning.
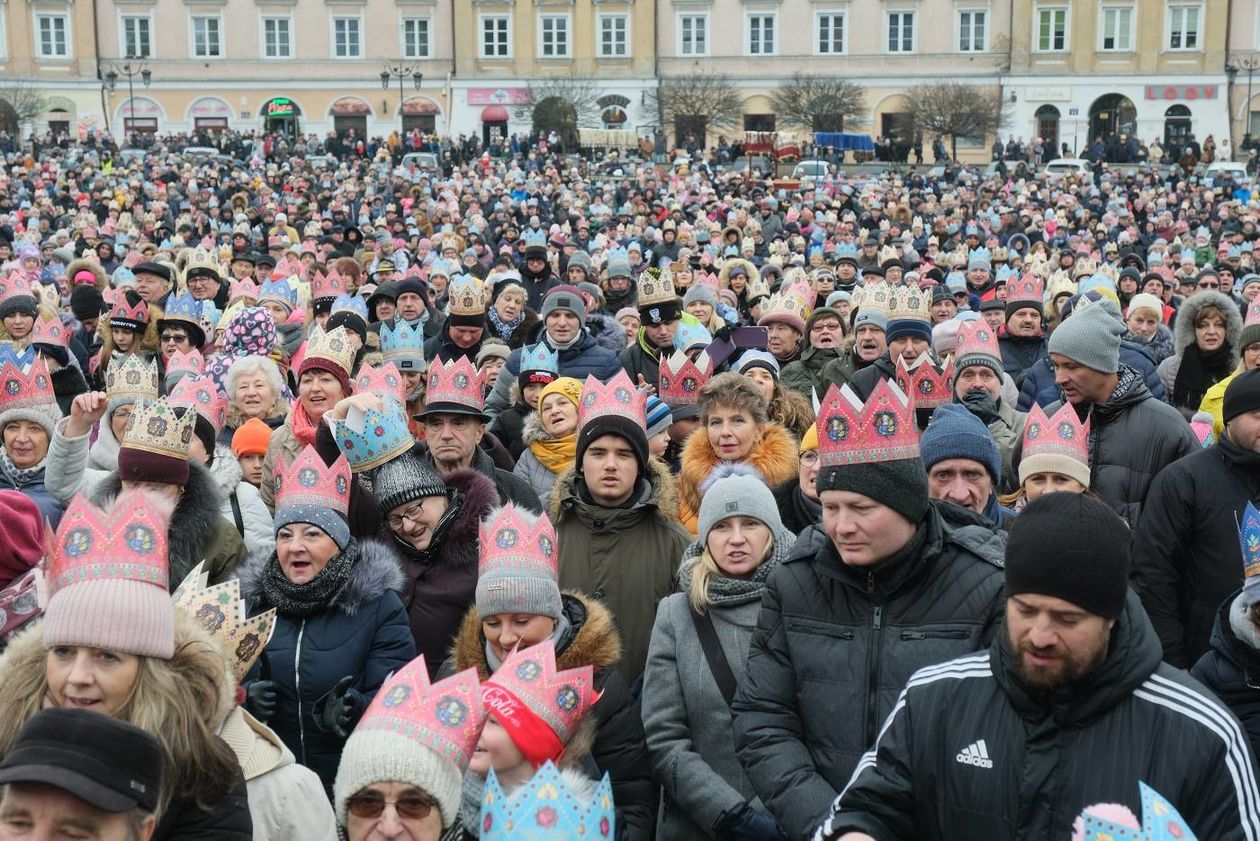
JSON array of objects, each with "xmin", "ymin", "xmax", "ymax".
[
  {"xmin": 1168, "ymin": 4, "xmax": 1200, "ymax": 50},
  {"xmin": 887, "ymin": 11, "xmax": 914, "ymax": 53},
  {"xmin": 1035, "ymin": 6, "xmax": 1068, "ymax": 51},
  {"xmin": 1100, "ymin": 7, "xmax": 1133, "ymax": 50},
  {"xmin": 35, "ymin": 13, "xmax": 68, "ymax": 58},
  {"xmin": 262, "ymin": 17, "xmax": 292, "ymax": 58},
  {"xmin": 402, "ymin": 17, "xmax": 429, "ymax": 58},
  {"xmin": 598, "ymin": 14, "xmax": 628, "ymax": 58},
  {"xmin": 122, "ymin": 15, "xmax": 152, "ymax": 58},
  {"xmin": 817, "ymin": 12, "xmax": 845, "ymax": 55},
  {"xmin": 332, "ymin": 16, "xmax": 361, "ymax": 58},
  {"xmin": 539, "ymin": 14, "xmax": 569, "ymax": 58},
  {"xmin": 192, "ymin": 16, "xmax": 221, "ymax": 58},
  {"xmin": 958, "ymin": 10, "xmax": 986, "ymax": 52},
  {"xmin": 481, "ymin": 15, "xmax": 510, "ymax": 58},
  {"xmin": 0, "ymin": 5, "xmax": 8, "ymax": 60},
  {"xmin": 679, "ymin": 14, "xmax": 707, "ymax": 56},
  {"xmin": 748, "ymin": 14, "xmax": 775, "ymax": 55}
]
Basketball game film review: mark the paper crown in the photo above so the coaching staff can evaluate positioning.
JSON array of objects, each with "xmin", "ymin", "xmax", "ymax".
[
  {"xmin": 659, "ymin": 349, "xmax": 712, "ymax": 405},
  {"xmin": 449, "ymin": 275, "xmax": 487, "ymax": 317},
  {"xmin": 672, "ymin": 319, "xmax": 711, "ymax": 352},
  {"xmin": 0, "ymin": 356, "xmax": 56, "ymax": 414},
  {"xmin": 258, "ymin": 277, "xmax": 298, "ymax": 307},
  {"xmin": 636, "ymin": 267, "xmax": 677, "ymax": 307},
  {"xmin": 229, "ymin": 277, "xmax": 261, "ymax": 303},
  {"xmin": 109, "ymin": 296, "xmax": 149, "ymax": 329},
  {"xmin": 1241, "ymin": 501, "xmax": 1260, "ymax": 585},
  {"xmin": 483, "ymin": 640, "xmax": 598, "ymax": 747},
  {"xmin": 303, "ymin": 325, "xmax": 358, "ymax": 379},
  {"xmin": 426, "ymin": 356, "xmax": 486, "ymax": 414},
  {"xmin": 184, "ymin": 245, "xmax": 222, "ymax": 281},
  {"xmin": 380, "ymin": 319, "xmax": 426, "ymax": 359},
  {"xmin": 1023, "ymin": 402, "xmax": 1090, "ymax": 465},
  {"xmin": 331, "ymin": 293, "xmax": 368, "ymax": 321},
  {"xmin": 895, "ymin": 353, "xmax": 954, "ymax": 411},
  {"xmin": 520, "ymin": 342, "xmax": 560, "ymax": 377},
  {"xmin": 816, "ymin": 380, "xmax": 919, "ymax": 467},
  {"xmin": 1006, "ymin": 273, "xmax": 1045, "ymax": 308},
  {"xmin": 427, "ymin": 258, "xmax": 453, "ymax": 278},
  {"xmin": 0, "ymin": 343, "xmax": 35, "ymax": 370},
  {"xmin": 49, "ymin": 490, "xmax": 170, "ymax": 597},
  {"xmin": 479, "ymin": 503, "xmax": 559, "ymax": 584},
  {"xmin": 745, "ymin": 272, "xmax": 771, "ymax": 300},
  {"xmin": 851, "ymin": 283, "xmax": 894, "ymax": 313},
  {"xmin": 276, "ymin": 445, "xmax": 351, "ymax": 517},
  {"xmin": 522, "ymin": 230, "xmax": 547, "ymax": 248},
  {"xmin": 878, "ymin": 244, "xmax": 901, "ymax": 266},
  {"xmin": 166, "ymin": 349, "xmax": 205, "ymax": 379},
  {"xmin": 480, "ymin": 761, "xmax": 614, "ymax": 841},
  {"xmin": 1075, "ymin": 781, "xmax": 1197, "ymax": 841},
  {"xmin": 172, "ymin": 561, "xmax": 276, "ymax": 683},
  {"xmin": 356, "ymin": 656, "xmax": 488, "ymax": 772},
  {"xmin": 354, "ymin": 362, "xmax": 408, "ymax": 406},
  {"xmin": 759, "ymin": 284, "xmax": 812, "ymax": 329},
  {"xmin": 579, "ymin": 371, "xmax": 646, "ymax": 430},
  {"xmin": 331, "ymin": 398, "xmax": 413, "ymax": 473},
  {"xmin": 161, "ymin": 292, "xmax": 206, "ymax": 329},
  {"xmin": 967, "ymin": 246, "xmax": 991, "ymax": 266},
  {"xmin": 168, "ymin": 374, "xmax": 228, "ymax": 436},
  {"xmin": 888, "ymin": 287, "xmax": 930, "ymax": 322},
  {"xmin": 954, "ymin": 320, "xmax": 1003, "ymax": 366},
  {"xmin": 1247, "ymin": 298, "xmax": 1260, "ymax": 328},
  {"xmin": 106, "ymin": 354, "xmax": 160, "ymax": 404},
  {"xmin": 995, "ymin": 265, "xmax": 1015, "ymax": 284},
  {"xmin": 122, "ymin": 397, "xmax": 196, "ymax": 460},
  {"xmin": 1190, "ymin": 412, "xmax": 1214, "ymax": 448},
  {"xmin": 29, "ymin": 313, "xmax": 67, "ymax": 348},
  {"xmin": 0, "ymin": 273, "xmax": 35, "ymax": 306},
  {"xmin": 312, "ymin": 268, "xmax": 345, "ymax": 301}
]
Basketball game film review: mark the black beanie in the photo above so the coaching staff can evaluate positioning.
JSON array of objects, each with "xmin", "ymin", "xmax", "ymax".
[
  {"xmin": 817, "ymin": 457, "xmax": 930, "ymax": 525},
  {"xmin": 1223, "ymin": 368, "xmax": 1260, "ymax": 424},
  {"xmin": 192, "ymin": 415, "xmax": 217, "ymax": 466},
  {"xmin": 1005, "ymin": 493, "xmax": 1130, "ymax": 619},
  {"xmin": 577, "ymin": 416, "xmax": 649, "ymax": 476},
  {"xmin": 71, "ymin": 285, "xmax": 106, "ymax": 322},
  {"xmin": 326, "ymin": 310, "xmax": 368, "ymax": 343}
]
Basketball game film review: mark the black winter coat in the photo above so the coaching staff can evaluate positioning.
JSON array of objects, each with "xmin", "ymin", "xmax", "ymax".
[
  {"xmin": 618, "ymin": 337, "xmax": 664, "ymax": 388},
  {"xmin": 843, "ymin": 354, "xmax": 898, "ymax": 402},
  {"xmin": 153, "ymin": 766, "xmax": 252, "ymax": 841},
  {"xmin": 996, "ymin": 333, "xmax": 1046, "ymax": 384},
  {"xmin": 731, "ymin": 502, "xmax": 1006, "ymax": 840},
  {"xmin": 1192, "ymin": 590, "xmax": 1260, "ymax": 759},
  {"xmin": 818, "ymin": 591, "xmax": 1260, "ymax": 841},
  {"xmin": 771, "ymin": 477, "xmax": 821, "ymax": 537},
  {"xmin": 1133, "ymin": 434, "xmax": 1260, "ymax": 667}
]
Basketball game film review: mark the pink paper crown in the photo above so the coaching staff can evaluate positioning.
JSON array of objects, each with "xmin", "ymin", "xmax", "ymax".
[
  {"xmin": 954, "ymin": 319, "xmax": 1002, "ymax": 364},
  {"xmin": 275, "ymin": 445, "xmax": 351, "ymax": 516},
  {"xmin": 579, "ymin": 371, "xmax": 646, "ymax": 430},
  {"xmin": 658, "ymin": 350, "xmax": 712, "ymax": 406},
  {"xmin": 168, "ymin": 374, "xmax": 228, "ymax": 436},
  {"xmin": 482, "ymin": 640, "xmax": 598, "ymax": 746},
  {"xmin": 30, "ymin": 313, "xmax": 67, "ymax": 347},
  {"xmin": 48, "ymin": 490, "xmax": 170, "ymax": 597},
  {"xmin": 1023, "ymin": 402, "xmax": 1089, "ymax": 464},
  {"xmin": 1006, "ymin": 273, "xmax": 1045, "ymax": 308},
  {"xmin": 312, "ymin": 268, "xmax": 345, "ymax": 301},
  {"xmin": 0, "ymin": 273, "xmax": 34, "ymax": 306},
  {"xmin": 0, "ymin": 356, "xmax": 56, "ymax": 413},
  {"xmin": 426, "ymin": 356, "xmax": 485, "ymax": 413},
  {"xmin": 355, "ymin": 362, "xmax": 408, "ymax": 407},
  {"xmin": 166, "ymin": 349, "xmax": 205, "ymax": 378},
  {"xmin": 894, "ymin": 353, "xmax": 954, "ymax": 411},
  {"xmin": 478, "ymin": 503, "xmax": 559, "ymax": 582},
  {"xmin": 356, "ymin": 656, "xmax": 488, "ymax": 772},
  {"xmin": 230, "ymin": 278, "xmax": 261, "ymax": 302},
  {"xmin": 816, "ymin": 379, "xmax": 919, "ymax": 467}
]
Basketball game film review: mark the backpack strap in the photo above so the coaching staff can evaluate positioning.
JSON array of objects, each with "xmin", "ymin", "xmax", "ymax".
[{"xmin": 689, "ymin": 607, "xmax": 738, "ymax": 706}]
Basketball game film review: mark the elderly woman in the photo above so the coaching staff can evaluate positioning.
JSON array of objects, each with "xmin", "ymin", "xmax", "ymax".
[
  {"xmin": 513, "ymin": 376, "xmax": 582, "ymax": 508},
  {"xmin": 485, "ymin": 273, "xmax": 540, "ymax": 348},
  {"xmin": 643, "ymin": 476, "xmax": 795, "ymax": 841},
  {"xmin": 222, "ymin": 354, "xmax": 289, "ymax": 446},
  {"xmin": 240, "ymin": 446, "xmax": 415, "ymax": 796},
  {"xmin": 0, "ymin": 358, "xmax": 65, "ymax": 527},
  {"xmin": 1157, "ymin": 290, "xmax": 1243, "ymax": 418}
]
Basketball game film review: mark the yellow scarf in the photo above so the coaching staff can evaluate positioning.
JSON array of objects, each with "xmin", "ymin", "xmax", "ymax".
[{"xmin": 530, "ymin": 434, "xmax": 577, "ymax": 473}]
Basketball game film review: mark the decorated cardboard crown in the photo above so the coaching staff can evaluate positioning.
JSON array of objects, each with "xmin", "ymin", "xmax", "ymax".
[
  {"xmin": 659, "ymin": 349, "xmax": 712, "ymax": 405},
  {"xmin": 276, "ymin": 445, "xmax": 352, "ymax": 516},
  {"xmin": 479, "ymin": 502, "xmax": 559, "ymax": 581},
  {"xmin": 995, "ymin": 265, "xmax": 1015, "ymax": 285},
  {"xmin": 878, "ymin": 244, "xmax": 901, "ymax": 266},
  {"xmin": 672, "ymin": 319, "xmax": 711, "ymax": 352},
  {"xmin": 483, "ymin": 640, "xmax": 598, "ymax": 747},
  {"xmin": 520, "ymin": 342, "xmax": 560, "ymax": 377},
  {"xmin": 636, "ymin": 267, "xmax": 677, "ymax": 307},
  {"xmin": 303, "ymin": 325, "xmax": 358, "ymax": 379},
  {"xmin": 49, "ymin": 490, "xmax": 170, "ymax": 597},
  {"xmin": 0, "ymin": 356, "xmax": 56, "ymax": 414},
  {"xmin": 954, "ymin": 320, "xmax": 1003, "ymax": 367},
  {"xmin": 29, "ymin": 313, "xmax": 67, "ymax": 348},
  {"xmin": 258, "ymin": 277, "xmax": 298, "ymax": 308},
  {"xmin": 106, "ymin": 354, "xmax": 160, "ymax": 404},
  {"xmin": 895, "ymin": 353, "xmax": 954, "ymax": 411},
  {"xmin": 1006, "ymin": 273, "xmax": 1045, "ymax": 309},
  {"xmin": 851, "ymin": 283, "xmax": 894, "ymax": 313},
  {"xmin": 354, "ymin": 362, "xmax": 408, "ymax": 406},
  {"xmin": 449, "ymin": 275, "xmax": 486, "ymax": 317},
  {"xmin": 522, "ymin": 230, "xmax": 547, "ymax": 249},
  {"xmin": 331, "ymin": 294, "xmax": 368, "ymax": 321},
  {"xmin": 1074, "ymin": 781, "xmax": 1197, "ymax": 841},
  {"xmin": 427, "ymin": 258, "xmax": 453, "ymax": 279},
  {"xmin": 380, "ymin": 320, "xmax": 426, "ymax": 360},
  {"xmin": 161, "ymin": 292, "xmax": 206, "ymax": 329},
  {"xmin": 835, "ymin": 242, "xmax": 860, "ymax": 263},
  {"xmin": 229, "ymin": 277, "xmax": 261, "ymax": 303},
  {"xmin": 967, "ymin": 246, "xmax": 991, "ymax": 268},
  {"xmin": 172, "ymin": 561, "xmax": 276, "ymax": 683},
  {"xmin": 888, "ymin": 287, "xmax": 930, "ymax": 323},
  {"xmin": 122, "ymin": 397, "xmax": 195, "ymax": 460},
  {"xmin": 168, "ymin": 374, "xmax": 228, "ymax": 436},
  {"xmin": 0, "ymin": 344, "xmax": 35, "ymax": 371},
  {"xmin": 745, "ymin": 272, "xmax": 771, "ymax": 301},
  {"xmin": 759, "ymin": 284, "xmax": 812, "ymax": 330},
  {"xmin": 480, "ymin": 761, "xmax": 614, "ymax": 841},
  {"xmin": 331, "ymin": 398, "xmax": 413, "ymax": 473},
  {"xmin": 1241, "ymin": 500, "xmax": 1260, "ymax": 586},
  {"xmin": 1046, "ymin": 269, "xmax": 1078, "ymax": 302},
  {"xmin": 312, "ymin": 268, "xmax": 345, "ymax": 301},
  {"xmin": 184, "ymin": 245, "xmax": 222, "ymax": 281},
  {"xmin": 816, "ymin": 380, "xmax": 919, "ymax": 467},
  {"xmin": 579, "ymin": 371, "xmax": 646, "ymax": 430},
  {"xmin": 109, "ymin": 296, "xmax": 149, "ymax": 329},
  {"xmin": 1190, "ymin": 412, "xmax": 1215, "ymax": 448},
  {"xmin": 426, "ymin": 356, "xmax": 486, "ymax": 414},
  {"xmin": 0, "ymin": 273, "xmax": 36, "ymax": 306},
  {"xmin": 356, "ymin": 656, "xmax": 487, "ymax": 772},
  {"xmin": 1023, "ymin": 402, "xmax": 1089, "ymax": 465},
  {"xmin": 166, "ymin": 349, "xmax": 205, "ymax": 379}
]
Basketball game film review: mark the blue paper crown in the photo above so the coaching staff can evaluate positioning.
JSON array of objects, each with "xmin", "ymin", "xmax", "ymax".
[
  {"xmin": 162, "ymin": 292, "xmax": 206, "ymax": 325},
  {"xmin": 380, "ymin": 321, "xmax": 426, "ymax": 368},
  {"xmin": 1241, "ymin": 501, "xmax": 1260, "ymax": 582},
  {"xmin": 968, "ymin": 246, "xmax": 990, "ymax": 262},
  {"xmin": 428, "ymin": 258, "xmax": 453, "ymax": 277},
  {"xmin": 0, "ymin": 343, "xmax": 37, "ymax": 371},
  {"xmin": 331, "ymin": 293, "xmax": 369, "ymax": 320},
  {"xmin": 259, "ymin": 277, "xmax": 298, "ymax": 306},
  {"xmin": 330, "ymin": 399, "xmax": 413, "ymax": 473},
  {"xmin": 995, "ymin": 265, "xmax": 1015, "ymax": 283},
  {"xmin": 519, "ymin": 342, "xmax": 559, "ymax": 376},
  {"xmin": 673, "ymin": 318, "xmax": 711, "ymax": 351},
  {"xmin": 835, "ymin": 242, "xmax": 859, "ymax": 260},
  {"xmin": 480, "ymin": 762, "xmax": 615, "ymax": 841},
  {"xmin": 606, "ymin": 246, "xmax": 629, "ymax": 263},
  {"xmin": 1076, "ymin": 781, "xmax": 1197, "ymax": 841},
  {"xmin": 522, "ymin": 230, "xmax": 547, "ymax": 248}
]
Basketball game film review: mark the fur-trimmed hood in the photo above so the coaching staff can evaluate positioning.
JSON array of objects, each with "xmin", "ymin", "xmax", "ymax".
[
  {"xmin": 585, "ymin": 313, "xmax": 628, "ymax": 353},
  {"xmin": 548, "ymin": 455, "xmax": 681, "ymax": 523},
  {"xmin": 1173, "ymin": 290, "xmax": 1243, "ymax": 355},
  {"xmin": 209, "ymin": 442, "xmax": 243, "ymax": 492},
  {"xmin": 381, "ymin": 466, "xmax": 498, "ymax": 567},
  {"xmin": 237, "ymin": 537, "xmax": 405, "ymax": 617},
  {"xmin": 718, "ymin": 258, "xmax": 760, "ymax": 288},
  {"xmin": 66, "ymin": 258, "xmax": 108, "ymax": 291},
  {"xmin": 677, "ymin": 422, "xmax": 799, "ymax": 517},
  {"xmin": 520, "ymin": 411, "xmax": 567, "ymax": 447}
]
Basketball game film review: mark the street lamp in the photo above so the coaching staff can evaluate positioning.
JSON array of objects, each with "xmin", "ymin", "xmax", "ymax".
[
  {"xmin": 103, "ymin": 58, "xmax": 152, "ymax": 145},
  {"xmin": 1227, "ymin": 55, "xmax": 1260, "ymax": 156},
  {"xmin": 381, "ymin": 62, "xmax": 424, "ymax": 135}
]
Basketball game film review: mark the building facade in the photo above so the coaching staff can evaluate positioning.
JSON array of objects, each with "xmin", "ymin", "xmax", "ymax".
[
  {"xmin": 0, "ymin": 0, "xmax": 102, "ymax": 137},
  {"xmin": 1226, "ymin": 0, "xmax": 1259, "ymax": 153}
]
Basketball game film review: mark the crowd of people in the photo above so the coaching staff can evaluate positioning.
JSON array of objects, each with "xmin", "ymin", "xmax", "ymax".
[{"xmin": 0, "ymin": 130, "xmax": 1259, "ymax": 841}]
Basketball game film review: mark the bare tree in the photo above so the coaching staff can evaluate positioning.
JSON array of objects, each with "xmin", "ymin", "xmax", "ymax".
[
  {"xmin": 771, "ymin": 74, "xmax": 866, "ymax": 134},
  {"xmin": 647, "ymin": 73, "xmax": 741, "ymax": 148},
  {"xmin": 0, "ymin": 80, "xmax": 48, "ymax": 133},
  {"xmin": 516, "ymin": 72, "xmax": 600, "ymax": 150},
  {"xmin": 906, "ymin": 81, "xmax": 1008, "ymax": 160}
]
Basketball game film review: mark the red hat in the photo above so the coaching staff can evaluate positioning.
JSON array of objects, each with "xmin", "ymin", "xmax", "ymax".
[{"xmin": 0, "ymin": 491, "xmax": 43, "ymax": 589}]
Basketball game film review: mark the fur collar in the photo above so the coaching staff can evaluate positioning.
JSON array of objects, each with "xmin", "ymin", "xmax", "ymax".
[
  {"xmin": 678, "ymin": 422, "xmax": 800, "ymax": 516},
  {"xmin": 237, "ymin": 537, "xmax": 405, "ymax": 616},
  {"xmin": 521, "ymin": 412, "xmax": 553, "ymax": 447},
  {"xmin": 88, "ymin": 422, "xmax": 121, "ymax": 472},
  {"xmin": 383, "ymin": 467, "xmax": 498, "ymax": 567},
  {"xmin": 548, "ymin": 455, "xmax": 681, "ymax": 522},
  {"xmin": 1172, "ymin": 290, "xmax": 1243, "ymax": 355},
  {"xmin": 208, "ymin": 443, "xmax": 242, "ymax": 493}
]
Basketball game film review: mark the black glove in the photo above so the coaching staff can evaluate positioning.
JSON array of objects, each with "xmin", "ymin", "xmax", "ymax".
[
  {"xmin": 714, "ymin": 801, "xmax": 789, "ymax": 841},
  {"xmin": 960, "ymin": 389, "xmax": 1002, "ymax": 425},
  {"xmin": 712, "ymin": 324, "xmax": 735, "ymax": 344},
  {"xmin": 244, "ymin": 680, "xmax": 278, "ymax": 722},
  {"xmin": 320, "ymin": 676, "xmax": 359, "ymax": 738}
]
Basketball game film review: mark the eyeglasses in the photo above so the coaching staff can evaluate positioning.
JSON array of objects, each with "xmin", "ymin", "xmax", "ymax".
[
  {"xmin": 346, "ymin": 792, "xmax": 435, "ymax": 821},
  {"xmin": 387, "ymin": 500, "xmax": 430, "ymax": 530},
  {"xmin": 800, "ymin": 451, "xmax": 820, "ymax": 467},
  {"xmin": 160, "ymin": 333, "xmax": 190, "ymax": 345}
]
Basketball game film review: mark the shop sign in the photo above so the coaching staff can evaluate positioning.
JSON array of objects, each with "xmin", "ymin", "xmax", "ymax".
[
  {"xmin": 1144, "ymin": 85, "xmax": 1219, "ymax": 101},
  {"xmin": 266, "ymin": 98, "xmax": 296, "ymax": 117}
]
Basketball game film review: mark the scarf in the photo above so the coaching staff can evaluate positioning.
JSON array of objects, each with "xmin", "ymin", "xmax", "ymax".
[
  {"xmin": 487, "ymin": 307, "xmax": 525, "ymax": 341},
  {"xmin": 260, "ymin": 538, "xmax": 358, "ymax": 618},
  {"xmin": 289, "ymin": 401, "xmax": 319, "ymax": 447},
  {"xmin": 548, "ymin": 331, "xmax": 581, "ymax": 351},
  {"xmin": 676, "ymin": 533, "xmax": 789, "ymax": 608},
  {"xmin": 1173, "ymin": 342, "xmax": 1234, "ymax": 410},
  {"xmin": 0, "ymin": 450, "xmax": 43, "ymax": 489},
  {"xmin": 529, "ymin": 433, "xmax": 577, "ymax": 474}
]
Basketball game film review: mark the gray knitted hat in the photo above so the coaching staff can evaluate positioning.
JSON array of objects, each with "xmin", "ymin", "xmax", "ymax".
[
  {"xmin": 475, "ymin": 505, "xmax": 563, "ymax": 620},
  {"xmin": 374, "ymin": 448, "xmax": 448, "ymax": 516},
  {"xmin": 697, "ymin": 474, "xmax": 785, "ymax": 546},
  {"xmin": 1048, "ymin": 301, "xmax": 1122, "ymax": 373},
  {"xmin": 606, "ymin": 253, "xmax": 633, "ymax": 280},
  {"xmin": 683, "ymin": 284, "xmax": 719, "ymax": 309},
  {"xmin": 0, "ymin": 400, "xmax": 62, "ymax": 441}
]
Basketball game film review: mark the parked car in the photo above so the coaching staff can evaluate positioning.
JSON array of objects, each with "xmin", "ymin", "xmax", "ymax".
[
  {"xmin": 400, "ymin": 152, "xmax": 438, "ymax": 171},
  {"xmin": 792, "ymin": 161, "xmax": 831, "ymax": 181},
  {"xmin": 729, "ymin": 156, "xmax": 774, "ymax": 177},
  {"xmin": 1205, "ymin": 161, "xmax": 1251, "ymax": 188},
  {"xmin": 1044, "ymin": 158, "xmax": 1092, "ymax": 177}
]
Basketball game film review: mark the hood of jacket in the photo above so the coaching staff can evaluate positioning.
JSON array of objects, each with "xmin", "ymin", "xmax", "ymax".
[
  {"xmin": 219, "ymin": 705, "xmax": 294, "ymax": 781},
  {"xmin": 382, "ymin": 467, "xmax": 497, "ymax": 568},
  {"xmin": 237, "ymin": 536, "xmax": 405, "ymax": 617},
  {"xmin": 678, "ymin": 421, "xmax": 799, "ymax": 516},
  {"xmin": 549, "ymin": 454, "xmax": 681, "ymax": 525},
  {"xmin": 88, "ymin": 420, "xmax": 122, "ymax": 471},
  {"xmin": 1172, "ymin": 290, "xmax": 1243, "ymax": 355},
  {"xmin": 585, "ymin": 313, "xmax": 628, "ymax": 354},
  {"xmin": 520, "ymin": 412, "xmax": 561, "ymax": 448},
  {"xmin": 1210, "ymin": 589, "xmax": 1260, "ymax": 676}
]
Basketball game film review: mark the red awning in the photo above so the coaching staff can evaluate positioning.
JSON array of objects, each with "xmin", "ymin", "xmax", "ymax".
[{"xmin": 481, "ymin": 105, "xmax": 509, "ymax": 122}]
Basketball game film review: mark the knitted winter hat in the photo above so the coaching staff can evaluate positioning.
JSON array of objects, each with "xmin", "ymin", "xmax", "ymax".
[
  {"xmin": 1224, "ymin": 368, "xmax": 1260, "ymax": 424},
  {"xmin": 373, "ymin": 447, "xmax": 448, "ymax": 517},
  {"xmin": 475, "ymin": 341, "xmax": 511, "ymax": 367},
  {"xmin": 644, "ymin": 394, "xmax": 673, "ymax": 439},
  {"xmin": 70, "ymin": 285, "xmax": 106, "ymax": 322},
  {"xmin": 1126, "ymin": 293, "xmax": 1164, "ymax": 318},
  {"xmin": 537, "ymin": 377, "xmax": 583, "ymax": 412},
  {"xmin": 540, "ymin": 286, "xmax": 588, "ymax": 323},
  {"xmin": 231, "ymin": 417, "xmax": 273, "ymax": 459},
  {"xmin": 476, "ymin": 505, "xmax": 563, "ymax": 620},
  {"xmin": 919, "ymin": 404, "xmax": 1001, "ymax": 484},
  {"xmin": 1047, "ymin": 301, "xmax": 1122, "ymax": 374},
  {"xmin": 0, "ymin": 490, "xmax": 43, "ymax": 589},
  {"xmin": 697, "ymin": 474, "xmax": 785, "ymax": 547},
  {"xmin": 683, "ymin": 285, "xmax": 718, "ymax": 309}
]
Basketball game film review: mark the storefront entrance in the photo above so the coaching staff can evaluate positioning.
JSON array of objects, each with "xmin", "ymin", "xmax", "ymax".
[{"xmin": 262, "ymin": 97, "xmax": 301, "ymax": 138}]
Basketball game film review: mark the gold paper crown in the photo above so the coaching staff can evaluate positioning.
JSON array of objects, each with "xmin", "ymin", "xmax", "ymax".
[
  {"xmin": 183, "ymin": 245, "xmax": 223, "ymax": 282},
  {"xmin": 745, "ymin": 273, "xmax": 771, "ymax": 300},
  {"xmin": 303, "ymin": 325, "xmax": 358, "ymax": 379},
  {"xmin": 1072, "ymin": 257, "xmax": 1098, "ymax": 279},
  {"xmin": 636, "ymin": 267, "xmax": 677, "ymax": 307},
  {"xmin": 849, "ymin": 283, "xmax": 894, "ymax": 313},
  {"xmin": 173, "ymin": 562, "xmax": 277, "ymax": 683},
  {"xmin": 448, "ymin": 275, "xmax": 486, "ymax": 317},
  {"xmin": 878, "ymin": 245, "xmax": 901, "ymax": 266},
  {"xmin": 888, "ymin": 287, "xmax": 930, "ymax": 322},
  {"xmin": 105, "ymin": 354, "xmax": 160, "ymax": 404},
  {"xmin": 122, "ymin": 397, "xmax": 195, "ymax": 460}
]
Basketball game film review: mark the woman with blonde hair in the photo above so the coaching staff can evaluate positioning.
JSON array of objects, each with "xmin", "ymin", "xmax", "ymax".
[{"xmin": 642, "ymin": 475, "xmax": 794, "ymax": 841}]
